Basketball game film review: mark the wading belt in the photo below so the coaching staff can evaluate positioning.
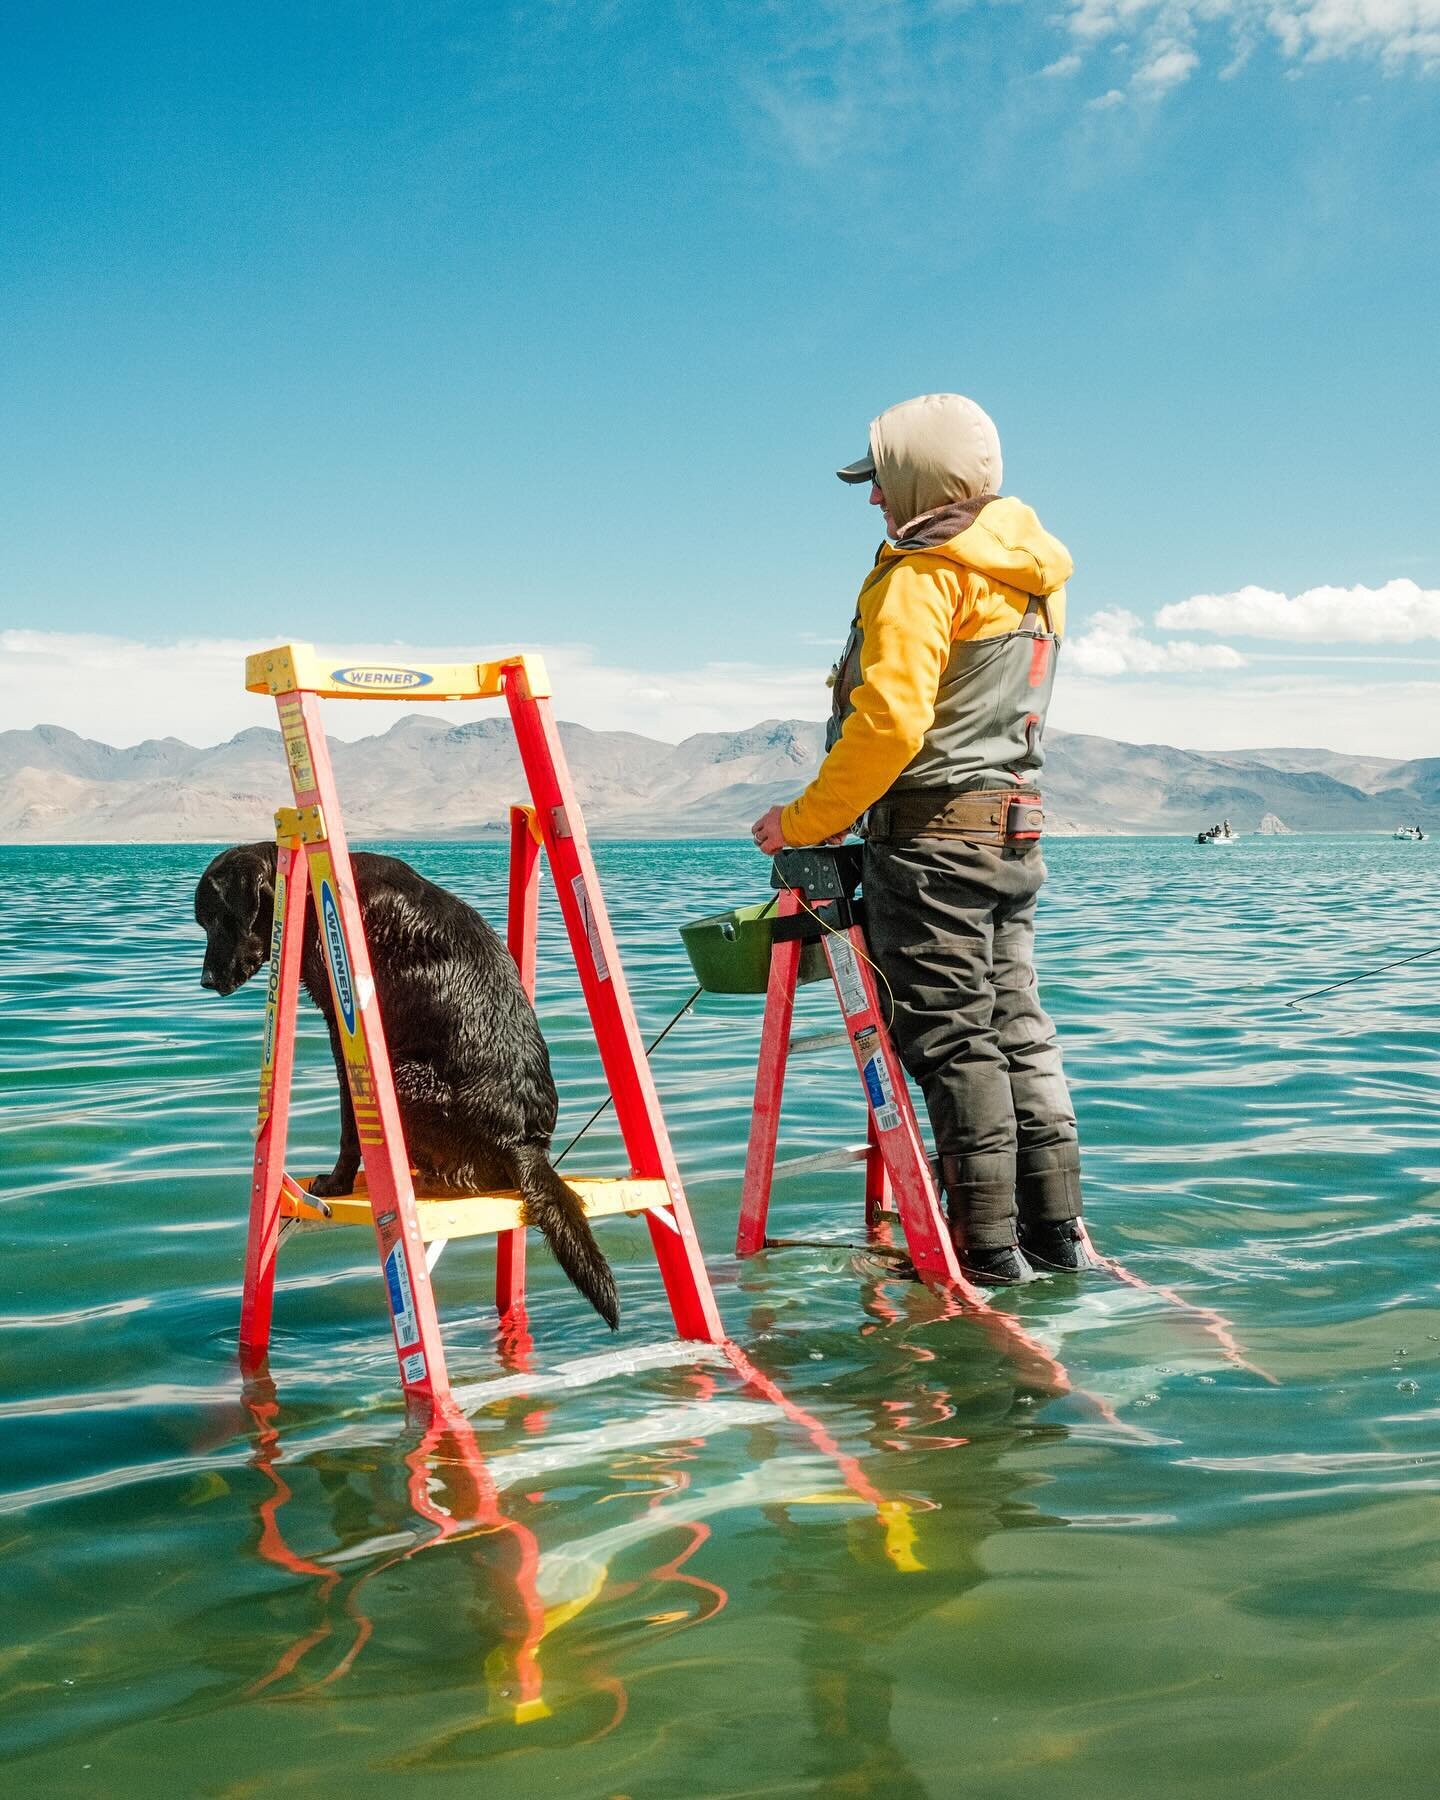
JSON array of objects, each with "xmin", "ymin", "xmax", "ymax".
[{"xmin": 864, "ymin": 787, "xmax": 1045, "ymax": 848}]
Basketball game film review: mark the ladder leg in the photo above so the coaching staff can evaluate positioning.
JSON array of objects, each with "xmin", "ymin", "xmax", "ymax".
[
  {"xmin": 824, "ymin": 919, "xmax": 1072, "ymax": 1392},
  {"xmin": 241, "ymin": 834, "xmax": 308, "ymax": 1363},
  {"xmin": 280, "ymin": 689, "xmax": 453, "ymax": 1409},
  {"xmin": 863, "ymin": 1126, "xmax": 893, "ymax": 1229},
  {"xmin": 737, "ymin": 891, "xmax": 802, "ymax": 1256},
  {"xmin": 821, "ymin": 924, "xmax": 972, "ymax": 1291},
  {"xmin": 503, "ymin": 669, "xmax": 724, "ymax": 1344},
  {"xmin": 496, "ymin": 804, "xmax": 542, "ymax": 1320}
]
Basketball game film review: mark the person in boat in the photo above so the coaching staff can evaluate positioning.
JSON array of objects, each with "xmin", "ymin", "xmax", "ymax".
[{"xmin": 750, "ymin": 392, "xmax": 1093, "ymax": 1284}]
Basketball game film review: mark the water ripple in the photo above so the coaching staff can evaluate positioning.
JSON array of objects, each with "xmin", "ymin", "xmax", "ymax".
[{"xmin": 3, "ymin": 835, "xmax": 1438, "ymax": 1793}]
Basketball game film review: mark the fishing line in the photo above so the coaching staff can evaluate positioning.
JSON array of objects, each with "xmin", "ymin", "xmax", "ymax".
[
  {"xmin": 1286, "ymin": 943, "xmax": 1440, "ymax": 1010},
  {"xmin": 553, "ymin": 981, "xmax": 706, "ymax": 1166},
  {"xmin": 555, "ymin": 858, "xmax": 898, "ymax": 1165},
  {"xmin": 555, "ymin": 890, "xmax": 782, "ymax": 1167},
  {"xmin": 784, "ymin": 884, "xmax": 898, "ymax": 1030}
]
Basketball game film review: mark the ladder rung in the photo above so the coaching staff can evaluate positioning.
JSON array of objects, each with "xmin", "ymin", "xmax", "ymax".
[
  {"xmin": 280, "ymin": 1174, "xmax": 672, "ymax": 1241},
  {"xmin": 787, "ymin": 1029, "xmax": 852, "ymax": 1056},
  {"xmin": 772, "ymin": 1143, "xmax": 872, "ymax": 1178}
]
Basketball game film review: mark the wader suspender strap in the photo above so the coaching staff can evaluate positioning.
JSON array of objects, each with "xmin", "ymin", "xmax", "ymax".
[{"xmin": 1018, "ymin": 593, "xmax": 1052, "ymax": 634}]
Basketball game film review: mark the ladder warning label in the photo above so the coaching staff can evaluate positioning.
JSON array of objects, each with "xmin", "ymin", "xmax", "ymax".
[
  {"xmin": 279, "ymin": 708, "xmax": 316, "ymax": 794},
  {"xmin": 400, "ymin": 1350, "xmax": 427, "ymax": 1386},
  {"xmin": 855, "ymin": 1028, "xmax": 901, "ymax": 1132},
  {"xmin": 384, "ymin": 1243, "xmax": 420, "ymax": 1350},
  {"xmin": 571, "ymin": 876, "xmax": 611, "ymax": 983},
  {"xmin": 828, "ymin": 938, "xmax": 868, "ymax": 1017}
]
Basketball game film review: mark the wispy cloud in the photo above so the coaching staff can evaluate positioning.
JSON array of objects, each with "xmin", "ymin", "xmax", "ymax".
[
  {"xmin": 1132, "ymin": 42, "xmax": 1199, "ymax": 96},
  {"xmin": 1051, "ymin": 669, "xmax": 1440, "ymax": 757},
  {"xmin": 1066, "ymin": 608, "xmax": 1246, "ymax": 674},
  {"xmin": 740, "ymin": 0, "xmax": 1440, "ymax": 160},
  {"xmin": 1061, "ymin": 0, "xmax": 1440, "ymax": 106},
  {"xmin": 742, "ymin": 0, "xmax": 934, "ymax": 168},
  {"xmin": 1157, "ymin": 578, "xmax": 1440, "ymax": 641},
  {"xmin": 0, "ymin": 631, "xmax": 832, "ymax": 749},
  {"xmin": 2, "ymin": 624, "xmax": 1429, "ymax": 761}
]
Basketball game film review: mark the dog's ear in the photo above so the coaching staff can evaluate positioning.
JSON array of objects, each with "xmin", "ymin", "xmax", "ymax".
[{"xmin": 246, "ymin": 849, "xmax": 277, "ymax": 931}]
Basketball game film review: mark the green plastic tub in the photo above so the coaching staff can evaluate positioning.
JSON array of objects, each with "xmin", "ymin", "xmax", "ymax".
[{"xmin": 678, "ymin": 902, "xmax": 828, "ymax": 996}]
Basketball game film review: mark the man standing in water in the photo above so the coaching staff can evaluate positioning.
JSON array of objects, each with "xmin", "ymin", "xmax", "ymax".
[{"xmin": 751, "ymin": 392, "xmax": 1093, "ymax": 1283}]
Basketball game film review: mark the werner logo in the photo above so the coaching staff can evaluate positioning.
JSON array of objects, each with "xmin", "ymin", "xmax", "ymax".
[
  {"xmin": 330, "ymin": 665, "xmax": 433, "ymax": 690},
  {"xmin": 319, "ymin": 880, "xmax": 356, "ymax": 1034}
]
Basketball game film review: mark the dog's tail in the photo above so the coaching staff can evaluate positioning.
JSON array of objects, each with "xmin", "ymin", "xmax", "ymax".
[{"xmin": 510, "ymin": 1144, "xmax": 620, "ymax": 1330}]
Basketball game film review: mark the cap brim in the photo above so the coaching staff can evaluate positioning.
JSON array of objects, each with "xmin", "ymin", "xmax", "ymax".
[{"xmin": 836, "ymin": 457, "xmax": 875, "ymax": 484}]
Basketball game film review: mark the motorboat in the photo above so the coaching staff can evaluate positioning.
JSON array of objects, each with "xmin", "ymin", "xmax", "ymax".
[
  {"xmin": 1196, "ymin": 821, "xmax": 1240, "ymax": 845},
  {"xmin": 1393, "ymin": 824, "xmax": 1427, "ymax": 842}
]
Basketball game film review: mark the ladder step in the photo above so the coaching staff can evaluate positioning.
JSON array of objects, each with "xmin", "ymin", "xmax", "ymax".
[
  {"xmin": 280, "ymin": 1173, "xmax": 672, "ymax": 1241},
  {"xmin": 772, "ymin": 1143, "xmax": 872, "ymax": 1178},
  {"xmin": 787, "ymin": 1029, "xmax": 852, "ymax": 1056}
]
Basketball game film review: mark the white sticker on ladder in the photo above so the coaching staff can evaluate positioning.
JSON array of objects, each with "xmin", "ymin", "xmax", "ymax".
[
  {"xmin": 571, "ymin": 876, "xmax": 611, "ymax": 983},
  {"xmin": 384, "ymin": 1242, "xmax": 420, "ymax": 1350},
  {"xmin": 827, "ymin": 937, "xmax": 868, "ymax": 1017},
  {"xmin": 853, "ymin": 1026, "xmax": 901, "ymax": 1133}
]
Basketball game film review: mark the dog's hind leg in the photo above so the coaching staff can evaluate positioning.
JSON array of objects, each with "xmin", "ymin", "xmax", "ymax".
[
  {"xmin": 508, "ymin": 1143, "xmax": 620, "ymax": 1331},
  {"xmin": 310, "ymin": 1015, "xmax": 362, "ymax": 1198}
]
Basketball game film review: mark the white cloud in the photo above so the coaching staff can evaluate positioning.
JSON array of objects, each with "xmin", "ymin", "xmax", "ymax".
[
  {"xmin": 1050, "ymin": 669, "xmax": 1440, "ymax": 758},
  {"xmin": 1066, "ymin": 608, "xmax": 1247, "ymax": 675},
  {"xmin": 1132, "ymin": 42, "xmax": 1200, "ymax": 93},
  {"xmin": 1060, "ymin": 0, "xmax": 1440, "ymax": 103},
  {"xmin": 0, "ymin": 630, "xmax": 832, "ymax": 749},
  {"xmin": 3, "ymin": 627, "xmax": 1430, "ymax": 761},
  {"xmin": 1040, "ymin": 52, "xmax": 1084, "ymax": 75},
  {"xmin": 1156, "ymin": 578, "xmax": 1440, "ymax": 642}
]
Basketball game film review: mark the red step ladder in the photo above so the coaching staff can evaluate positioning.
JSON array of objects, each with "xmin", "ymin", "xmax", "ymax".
[
  {"xmin": 239, "ymin": 642, "xmax": 723, "ymax": 1413},
  {"xmin": 735, "ymin": 849, "xmax": 979, "ymax": 1292},
  {"xmin": 734, "ymin": 849, "xmax": 1070, "ymax": 1389}
]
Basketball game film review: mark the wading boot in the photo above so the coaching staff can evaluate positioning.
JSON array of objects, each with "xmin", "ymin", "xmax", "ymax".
[
  {"xmin": 940, "ymin": 1152, "xmax": 1036, "ymax": 1285},
  {"xmin": 956, "ymin": 1239, "xmax": 1038, "ymax": 1286},
  {"xmin": 1020, "ymin": 1218, "xmax": 1102, "ymax": 1273}
]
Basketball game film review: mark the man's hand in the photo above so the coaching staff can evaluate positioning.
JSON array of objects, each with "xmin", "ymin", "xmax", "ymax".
[
  {"xmin": 751, "ymin": 805, "xmax": 787, "ymax": 855},
  {"xmin": 752, "ymin": 807, "xmax": 852, "ymax": 853}
]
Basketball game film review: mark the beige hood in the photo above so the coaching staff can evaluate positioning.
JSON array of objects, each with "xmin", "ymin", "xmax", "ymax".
[{"xmin": 842, "ymin": 393, "xmax": 1004, "ymax": 529}]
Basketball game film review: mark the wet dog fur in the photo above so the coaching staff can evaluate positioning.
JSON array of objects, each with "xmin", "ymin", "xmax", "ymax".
[{"xmin": 194, "ymin": 842, "xmax": 619, "ymax": 1329}]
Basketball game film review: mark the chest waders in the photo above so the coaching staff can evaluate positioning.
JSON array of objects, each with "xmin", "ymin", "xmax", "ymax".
[{"xmin": 830, "ymin": 585, "xmax": 1085, "ymax": 1276}]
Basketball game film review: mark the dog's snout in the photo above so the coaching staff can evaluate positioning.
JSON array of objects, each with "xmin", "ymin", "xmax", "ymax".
[{"xmin": 200, "ymin": 969, "xmax": 218, "ymax": 990}]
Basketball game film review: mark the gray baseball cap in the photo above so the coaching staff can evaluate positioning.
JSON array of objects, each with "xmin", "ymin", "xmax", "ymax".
[{"xmin": 836, "ymin": 451, "xmax": 877, "ymax": 484}]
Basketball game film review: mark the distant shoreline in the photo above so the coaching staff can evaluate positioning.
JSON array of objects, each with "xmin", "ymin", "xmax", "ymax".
[{"xmin": 1, "ymin": 831, "xmax": 1422, "ymax": 850}]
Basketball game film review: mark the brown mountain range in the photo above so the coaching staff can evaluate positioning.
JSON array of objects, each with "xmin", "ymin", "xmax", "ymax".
[{"xmin": 1, "ymin": 718, "xmax": 1434, "ymax": 840}]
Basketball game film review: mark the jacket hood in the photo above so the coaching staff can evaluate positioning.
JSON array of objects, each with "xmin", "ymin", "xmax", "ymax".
[
  {"xmin": 889, "ymin": 494, "xmax": 1074, "ymax": 597},
  {"xmin": 868, "ymin": 392, "xmax": 1003, "ymax": 526}
]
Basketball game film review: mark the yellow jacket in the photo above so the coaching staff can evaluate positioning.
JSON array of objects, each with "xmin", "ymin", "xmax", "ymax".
[{"xmin": 780, "ymin": 496, "xmax": 1073, "ymax": 846}]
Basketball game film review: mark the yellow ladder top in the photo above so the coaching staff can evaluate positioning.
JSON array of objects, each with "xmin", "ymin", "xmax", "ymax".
[{"xmin": 245, "ymin": 642, "xmax": 552, "ymax": 701}]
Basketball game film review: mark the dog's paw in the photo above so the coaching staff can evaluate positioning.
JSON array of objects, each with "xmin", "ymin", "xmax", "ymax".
[{"xmin": 309, "ymin": 1169, "xmax": 357, "ymax": 1199}]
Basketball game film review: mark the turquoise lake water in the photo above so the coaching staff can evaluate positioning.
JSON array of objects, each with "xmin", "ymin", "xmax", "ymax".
[{"xmin": 3, "ymin": 836, "xmax": 1439, "ymax": 1797}]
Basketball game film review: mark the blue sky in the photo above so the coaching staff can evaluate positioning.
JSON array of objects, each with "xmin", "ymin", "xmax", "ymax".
[{"xmin": 2, "ymin": 1, "xmax": 1437, "ymax": 752}]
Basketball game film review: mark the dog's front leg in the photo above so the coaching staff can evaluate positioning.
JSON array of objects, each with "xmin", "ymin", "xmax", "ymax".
[{"xmin": 311, "ymin": 1016, "xmax": 362, "ymax": 1197}]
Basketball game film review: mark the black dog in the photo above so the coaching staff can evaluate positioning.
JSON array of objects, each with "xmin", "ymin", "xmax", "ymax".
[{"xmin": 194, "ymin": 843, "xmax": 619, "ymax": 1329}]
